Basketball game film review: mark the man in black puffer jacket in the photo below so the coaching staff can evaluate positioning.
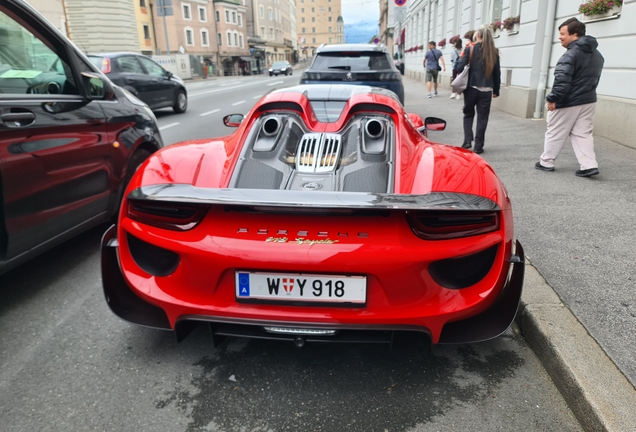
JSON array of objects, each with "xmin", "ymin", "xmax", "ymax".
[{"xmin": 535, "ymin": 18, "xmax": 604, "ymax": 177}]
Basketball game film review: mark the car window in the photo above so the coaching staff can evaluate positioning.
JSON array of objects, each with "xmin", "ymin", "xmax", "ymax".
[
  {"xmin": 0, "ymin": 9, "xmax": 78, "ymax": 95},
  {"xmin": 115, "ymin": 56, "xmax": 145, "ymax": 74},
  {"xmin": 312, "ymin": 52, "xmax": 392, "ymax": 72},
  {"xmin": 272, "ymin": 62, "xmax": 288, "ymax": 68},
  {"xmin": 138, "ymin": 57, "xmax": 166, "ymax": 77}
]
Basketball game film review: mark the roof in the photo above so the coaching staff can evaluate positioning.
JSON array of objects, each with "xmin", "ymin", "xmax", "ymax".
[
  {"xmin": 271, "ymin": 84, "xmax": 399, "ymax": 103},
  {"xmin": 316, "ymin": 44, "xmax": 388, "ymax": 54}
]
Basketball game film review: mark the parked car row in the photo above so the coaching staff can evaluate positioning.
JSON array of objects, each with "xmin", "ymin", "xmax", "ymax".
[
  {"xmin": 0, "ymin": 0, "xmax": 167, "ymax": 276},
  {"xmin": 88, "ymin": 53, "xmax": 188, "ymax": 113}
]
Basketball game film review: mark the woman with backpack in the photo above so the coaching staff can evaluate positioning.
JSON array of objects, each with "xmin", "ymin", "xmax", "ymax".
[
  {"xmin": 455, "ymin": 26, "xmax": 501, "ymax": 154},
  {"xmin": 450, "ymin": 38, "xmax": 463, "ymax": 99}
]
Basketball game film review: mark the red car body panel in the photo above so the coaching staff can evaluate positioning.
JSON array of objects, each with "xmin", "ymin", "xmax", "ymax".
[{"xmin": 102, "ymin": 86, "xmax": 524, "ymax": 346}]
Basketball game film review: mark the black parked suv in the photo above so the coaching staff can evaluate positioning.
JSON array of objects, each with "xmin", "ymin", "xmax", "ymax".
[
  {"xmin": 0, "ymin": 0, "xmax": 164, "ymax": 275},
  {"xmin": 89, "ymin": 53, "xmax": 188, "ymax": 113},
  {"xmin": 300, "ymin": 44, "xmax": 405, "ymax": 105}
]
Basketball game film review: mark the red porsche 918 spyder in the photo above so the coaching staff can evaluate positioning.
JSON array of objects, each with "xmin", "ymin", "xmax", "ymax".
[{"xmin": 101, "ymin": 85, "xmax": 524, "ymax": 348}]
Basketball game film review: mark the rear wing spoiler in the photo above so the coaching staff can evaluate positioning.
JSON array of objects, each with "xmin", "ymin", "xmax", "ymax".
[{"xmin": 128, "ymin": 185, "xmax": 500, "ymax": 212}]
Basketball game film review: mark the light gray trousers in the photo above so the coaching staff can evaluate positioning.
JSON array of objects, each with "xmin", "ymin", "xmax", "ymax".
[{"xmin": 540, "ymin": 102, "xmax": 598, "ymax": 170}]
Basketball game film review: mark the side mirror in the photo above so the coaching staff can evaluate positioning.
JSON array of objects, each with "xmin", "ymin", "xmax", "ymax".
[
  {"xmin": 165, "ymin": 70, "xmax": 173, "ymax": 79},
  {"xmin": 81, "ymin": 72, "xmax": 106, "ymax": 99},
  {"xmin": 424, "ymin": 117, "xmax": 447, "ymax": 131},
  {"xmin": 223, "ymin": 114, "xmax": 244, "ymax": 127}
]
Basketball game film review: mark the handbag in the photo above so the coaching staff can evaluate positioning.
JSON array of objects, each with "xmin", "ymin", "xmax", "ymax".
[{"xmin": 451, "ymin": 47, "xmax": 473, "ymax": 94}]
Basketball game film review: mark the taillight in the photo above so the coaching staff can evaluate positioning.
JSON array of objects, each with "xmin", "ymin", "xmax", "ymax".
[
  {"xmin": 101, "ymin": 58, "xmax": 111, "ymax": 74},
  {"xmin": 406, "ymin": 211, "xmax": 500, "ymax": 240},
  {"xmin": 377, "ymin": 72, "xmax": 399, "ymax": 81},
  {"xmin": 301, "ymin": 72, "xmax": 321, "ymax": 80},
  {"xmin": 126, "ymin": 200, "xmax": 208, "ymax": 231}
]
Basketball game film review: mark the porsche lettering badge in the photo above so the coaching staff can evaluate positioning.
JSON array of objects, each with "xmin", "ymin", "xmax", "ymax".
[{"xmin": 265, "ymin": 237, "xmax": 339, "ymax": 245}]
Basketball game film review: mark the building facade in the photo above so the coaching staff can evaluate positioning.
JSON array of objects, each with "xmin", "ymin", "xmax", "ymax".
[
  {"xmin": 64, "ymin": 0, "xmax": 139, "ymax": 53},
  {"xmin": 28, "ymin": 0, "xmax": 66, "ymax": 34},
  {"xmin": 398, "ymin": 0, "xmax": 635, "ymax": 149},
  {"xmin": 134, "ymin": 0, "xmax": 156, "ymax": 55},
  {"xmin": 297, "ymin": 0, "xmax": 344, "ymax": 58},
  {"xmin": 212, "ymin": 0, "xmax": 251, "ymax": 75},
  {"xmin": 249, "ymin": 0, "xmax": 296, "ymax": 68}
]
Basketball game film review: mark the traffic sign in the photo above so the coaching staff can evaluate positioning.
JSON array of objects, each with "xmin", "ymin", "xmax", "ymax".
[{"xmin": 395, "ymin": 0, "xmax": 407, "ymax": 6}]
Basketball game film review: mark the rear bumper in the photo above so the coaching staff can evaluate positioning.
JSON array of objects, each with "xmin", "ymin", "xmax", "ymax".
[{"xmin": 102, "ymin": 224, "xmax": 524, "ymax": 345}]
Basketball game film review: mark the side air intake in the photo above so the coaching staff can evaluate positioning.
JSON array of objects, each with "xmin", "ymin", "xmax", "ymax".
[{"xmin": 296, "ymin": 133, "xmax": 342, "ymax": 173}]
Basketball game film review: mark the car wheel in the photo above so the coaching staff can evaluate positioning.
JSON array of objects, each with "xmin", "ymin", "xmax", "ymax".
[
  {"xmin": 173, "ymin": 90, "xmax": 187, "ymax": 114},
  {"xmin": 112, "ymin": 148, "xmax": 152, "ymax": 223}
]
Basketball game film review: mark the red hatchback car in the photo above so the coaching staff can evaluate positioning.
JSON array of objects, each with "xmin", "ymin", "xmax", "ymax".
[{"xmin": 102, "ymin": 85, "xmax": 524, "ymax": 348}]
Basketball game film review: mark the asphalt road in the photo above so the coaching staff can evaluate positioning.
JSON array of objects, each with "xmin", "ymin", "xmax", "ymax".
[{"xmin": 0, "ymin": 75, "xmax": 583, "ymax": 431}]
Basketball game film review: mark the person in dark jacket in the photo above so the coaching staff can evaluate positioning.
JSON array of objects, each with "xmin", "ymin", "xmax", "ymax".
[
  {"xmin": 535, "ymin": 18, "xmax": 604, "ymax": 177},
  {"xmin": 456, "ymin": 26, "xmax": 500, "ymax": 154}
]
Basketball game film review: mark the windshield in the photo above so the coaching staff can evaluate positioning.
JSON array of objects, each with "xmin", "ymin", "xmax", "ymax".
[
  {"xmin": 312, "ymin": 52, "xmax": 392, "ymax": 71},
  {"xmin": 272, "ymin": 62, "xmax": 288, "ymax": 68}
]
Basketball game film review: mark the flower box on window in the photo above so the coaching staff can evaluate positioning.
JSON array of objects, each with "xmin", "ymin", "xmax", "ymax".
[
  {"xmin": 579, "ymin": 0, "xmax": 622, "ymax": 22},
  {"xmin": 502, "ymin": 15, "xmax": 520, "ymax": 34}
]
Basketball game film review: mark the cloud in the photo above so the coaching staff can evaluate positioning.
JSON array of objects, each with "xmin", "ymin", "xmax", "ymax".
[
  {"xmin": 340, "ymin": 0, "xmax": 380, "ymax": 44},
  {"xmin": 342, "ymin": 0, "xmax": 380, "ymax": 24},
  {"xmin": 345, "ymin": 20, "xmax": 378, "ymax": 44}
]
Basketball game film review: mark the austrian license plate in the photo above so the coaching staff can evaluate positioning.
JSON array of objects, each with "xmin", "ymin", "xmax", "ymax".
[{"xmin": 235, "ymin": 271, "xmax": 366, "ymax": 304}]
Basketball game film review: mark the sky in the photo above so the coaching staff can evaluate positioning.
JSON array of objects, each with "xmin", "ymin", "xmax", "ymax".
[{"xmin": 341, "ymin": 0, "xmax": 380, "ymax": 43}]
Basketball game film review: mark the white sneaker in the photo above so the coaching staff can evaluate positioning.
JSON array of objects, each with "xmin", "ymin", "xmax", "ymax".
[
  {"xmin": 450, "ymin": 93, "xmax": 456, "ymax": 99},
  {"xmin": 427, "ymin": 94, "xmax": 432, "ymax": 98}
]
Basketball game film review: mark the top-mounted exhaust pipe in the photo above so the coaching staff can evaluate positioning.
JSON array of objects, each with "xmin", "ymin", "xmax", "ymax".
[
  {"xmin": 262, "ymin": 117, "xmax": 281, "ymax": 137},
  {"xmin": 365, "ymin": 119, "xmax": 384, "ymax": 139}
]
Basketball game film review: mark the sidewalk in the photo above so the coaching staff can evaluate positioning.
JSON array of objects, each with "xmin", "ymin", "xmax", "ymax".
[{"xmin": 400, "ymin": 76, "xmax": 636, "ymax": 431}]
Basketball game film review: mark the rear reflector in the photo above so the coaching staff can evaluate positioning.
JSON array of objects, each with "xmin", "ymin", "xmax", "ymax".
[
  {"xmin": 406, "ymin": 211, "xmax": 500, "ymax": 240},
  {"xmin": 126, "ymin": 200, "xmax": 208, "ymax": 231}
]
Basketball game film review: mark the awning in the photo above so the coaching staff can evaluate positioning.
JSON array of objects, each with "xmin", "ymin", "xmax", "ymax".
[
  {"xmin": 240, "ymin": 56, "xmax": 253, "ymax": 62},
  {"xmin": 400, "ymin": 29, "xmax": 405, "ymax": 44}
]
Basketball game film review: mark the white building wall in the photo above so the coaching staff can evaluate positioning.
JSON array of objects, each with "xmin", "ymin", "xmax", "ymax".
[
  {"xmin": 399, "ymin": 0, "xmax": 636, "ymax": 147},
  {"xmin": 65, "ymin": 0, "xmax": 140, "ymax": 53}
]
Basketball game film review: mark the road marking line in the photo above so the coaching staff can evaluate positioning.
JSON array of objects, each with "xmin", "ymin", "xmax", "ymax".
[
  {"xmin": 232, "ymin": 100, "xmax": 245, "ymax": 106},
  {"xmin": 200, "ymin": 109, "xmax": 221, "ymax": 116},
  {"xmin": 190, "ymin": 80, "xmax": 270, "ymax": 97},
  {"xmin": 253, "ymin": 95, "xmax": 263, "ymax": 99},
  {"xmin": 159, "ymin": 122, "xmax": 180, "ymax": 131},
  {"xmin": 267, "ymin": 81, "xmax": 284, "ymax": 86}
]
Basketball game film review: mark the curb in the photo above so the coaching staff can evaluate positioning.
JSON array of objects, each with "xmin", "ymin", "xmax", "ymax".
[{"xmin": 516, "ymin": 262, "xmax": 636, "ymax": 432}]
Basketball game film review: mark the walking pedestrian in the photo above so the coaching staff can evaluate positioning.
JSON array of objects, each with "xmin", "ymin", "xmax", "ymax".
[
  {"xmin": 456, "ymin": 26, "xmax": 501, "ymax": 154},
  {"xmin": 449, "ymin": 38, "xmax": 463, "ymax": 99},
  {"xmin": 535, "ymin": 18, "xmax": 604, "ymax": 177},
  {"xmin": 423, "ymin": 41, "xmax": 446, "ymax": 98}
]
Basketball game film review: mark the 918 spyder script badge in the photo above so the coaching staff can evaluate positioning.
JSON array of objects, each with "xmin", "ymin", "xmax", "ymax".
[{"xmin": 265, "ymin": 237, "xmax": 339, "ymax": 245}]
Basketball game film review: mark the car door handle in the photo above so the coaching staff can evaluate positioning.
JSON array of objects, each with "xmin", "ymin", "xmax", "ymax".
[
  {"xmin": 125, "ymin": 78, "xmax": 134, "ymax": 83},
  {"xmin": 1, "ymin": 111, "xmax": 36, "ymax": 127}
]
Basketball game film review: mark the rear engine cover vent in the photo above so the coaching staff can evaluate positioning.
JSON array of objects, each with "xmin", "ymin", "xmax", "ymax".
[{"xmin": 296, "ymin": 133, "xmax": 342, "ymax": 173}]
